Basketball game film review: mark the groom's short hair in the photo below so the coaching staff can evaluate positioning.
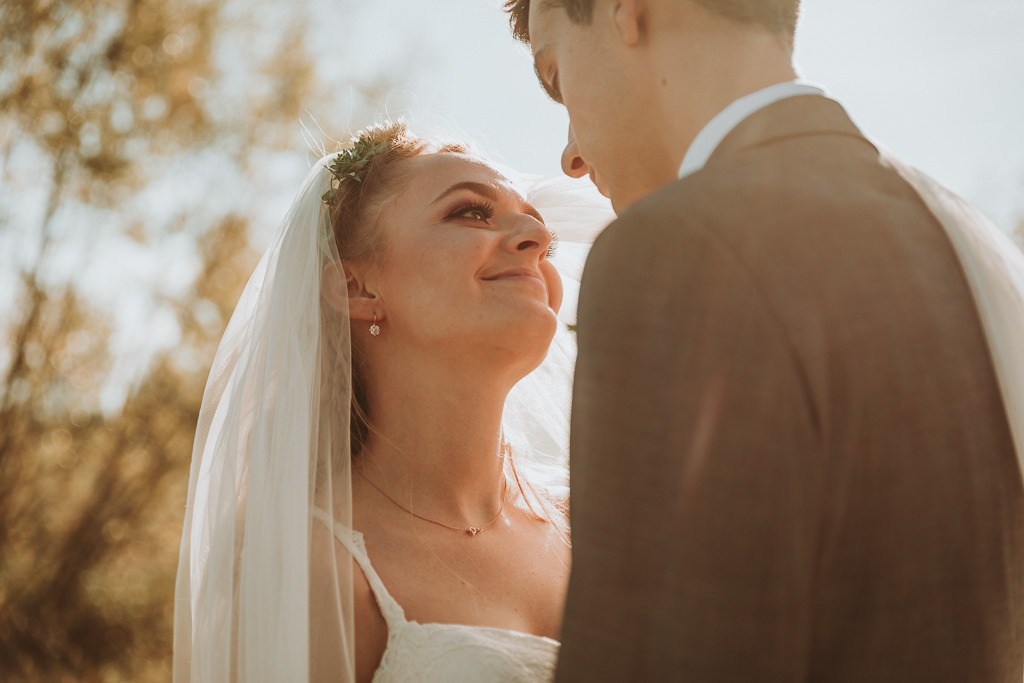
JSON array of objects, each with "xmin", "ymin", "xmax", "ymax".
[{"xmin": 506, "ymin": 0, "xmax": 800, "ymax": 45}]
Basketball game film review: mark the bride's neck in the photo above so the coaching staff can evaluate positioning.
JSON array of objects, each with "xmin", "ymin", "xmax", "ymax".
[{"xmin": 357, "ymin": 355, "xmax": 513, "ymax": 521}]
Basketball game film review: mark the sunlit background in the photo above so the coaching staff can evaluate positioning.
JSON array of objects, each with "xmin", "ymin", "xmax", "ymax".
[{"xmin": 1, "ymin": 0, "xmax": 1022, "ymax": 679}]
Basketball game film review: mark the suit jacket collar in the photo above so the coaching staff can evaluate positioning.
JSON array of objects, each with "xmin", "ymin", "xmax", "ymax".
[{"xmin": 705, "ymin": 94, "xmax": 879, "ymax": 168}]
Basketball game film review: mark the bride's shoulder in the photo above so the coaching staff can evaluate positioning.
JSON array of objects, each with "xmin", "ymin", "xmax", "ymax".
[{"xmin": 309, "ymin": 520, "xmax": 387, "ymax": 682}]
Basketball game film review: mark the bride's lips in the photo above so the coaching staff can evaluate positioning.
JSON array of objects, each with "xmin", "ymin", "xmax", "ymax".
[{"xmin": 482, "ymin": 268, "xmax": 547, "ymax": 290}]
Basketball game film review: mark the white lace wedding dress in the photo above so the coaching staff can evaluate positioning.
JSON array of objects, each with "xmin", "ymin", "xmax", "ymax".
[{"xmin": 329, "ymin": 523, "xmax": 559, "ymax": 682}]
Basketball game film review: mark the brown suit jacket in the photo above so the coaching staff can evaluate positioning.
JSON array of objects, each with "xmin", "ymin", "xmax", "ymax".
[{"xmin": 556, "ymin": 95, "xmax": 1024, "ymax": 682}]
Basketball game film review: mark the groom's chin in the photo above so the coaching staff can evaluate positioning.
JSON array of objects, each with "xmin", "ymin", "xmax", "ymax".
[
  {"xmin": 607, "ymin": 172, "xmax": 682, "ymax": 215},
  {"xmin": 583, "ymin": 172, "xmax": 618, "ymax": 212},
  {"xmin": 608, "ymin": 186, "xmax": 647, "ymax": 216},
  {"xmin": 574, "ymin": 161, "xmax": 648, "ymax": 214}
]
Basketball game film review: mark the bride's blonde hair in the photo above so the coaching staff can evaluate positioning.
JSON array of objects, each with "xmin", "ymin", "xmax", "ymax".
[{"xmin": 325, "ymin": 121, "xmax": 467, "ymax": 264}]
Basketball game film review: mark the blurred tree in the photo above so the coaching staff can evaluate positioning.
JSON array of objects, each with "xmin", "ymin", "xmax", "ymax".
[{"xmin": 0, "ymin": 0, "xmax": 395, "ymax": 679}]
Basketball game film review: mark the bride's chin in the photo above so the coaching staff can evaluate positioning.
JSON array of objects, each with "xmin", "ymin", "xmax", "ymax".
[
  {"xmin": 518, "ymin": 325, "xmax": 559, "ymax": 366},
  {"xmin": 483, "ymin": 315, "xmax": 557, "ymax": 361},
  {"xmin": 491, "ymin": 300, "xmax": 559, "ymax": 329},
  {"xmin": 514, "ymin": 309, "xmax": 559, "ymax": 345},
  {"xmin": 503, "ymin": 344, "xmax": 554, "ymax": 384}
]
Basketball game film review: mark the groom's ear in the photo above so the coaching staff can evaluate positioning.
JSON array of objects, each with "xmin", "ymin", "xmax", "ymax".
[
  {"xmin": 611, "ymin": 0, "xmax": 645, "ymax": 47},
  {"xmin": 321, "ymin": 259, "xmax": 379, "ymax": 322}
]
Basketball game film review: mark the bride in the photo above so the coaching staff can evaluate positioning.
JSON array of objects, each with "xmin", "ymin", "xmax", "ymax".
[{"xmin": 173, "ymin": 121, "xmax": 610, "ymax": 682}]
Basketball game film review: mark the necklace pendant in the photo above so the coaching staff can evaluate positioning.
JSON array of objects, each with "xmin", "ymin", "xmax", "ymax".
[{"xmin": 466, "ymin": 527, "xmax": 481, "ymax": 536}]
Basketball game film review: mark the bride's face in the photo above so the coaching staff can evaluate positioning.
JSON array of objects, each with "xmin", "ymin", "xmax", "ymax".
[{"xmin": 361, "ymin": 153, "xmax": 562, "ymax": 370}]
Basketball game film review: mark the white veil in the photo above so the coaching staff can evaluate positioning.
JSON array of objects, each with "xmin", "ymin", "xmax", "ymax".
[
  {"xmin": 173, "ymin": 156, "xmax": 355, "ymax": 682},
  {"xmin": 172, "ymin": 150, "xmax": 612, "ymax": 682}
]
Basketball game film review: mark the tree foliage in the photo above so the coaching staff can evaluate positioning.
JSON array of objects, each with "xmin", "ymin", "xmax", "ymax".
[{"xmin": 0, "ymin": 0, "xmax": 387, "ymax": 679}]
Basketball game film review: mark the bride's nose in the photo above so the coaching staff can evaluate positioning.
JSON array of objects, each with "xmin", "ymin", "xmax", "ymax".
[
  {"xmin": 506, "ymin": 215, "xmax": 554, "ymax": 255},
  {"xmin": 561, "ymin": 126, "xmax": 588, "ymax": 179}
]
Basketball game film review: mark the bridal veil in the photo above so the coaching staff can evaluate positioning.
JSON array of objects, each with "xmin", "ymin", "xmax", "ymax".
[
  {"xmin": 173, "ymin": 157, "xmax": 356, "ymax": 682},
  {"xmin": 172, "ymin": 149, "xmax": 611, "ymax": 682}
]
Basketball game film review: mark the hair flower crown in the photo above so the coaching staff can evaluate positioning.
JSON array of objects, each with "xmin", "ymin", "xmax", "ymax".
[{"xmin": 321, "ymin": 137, "xmax": 391, "ymax": 210}]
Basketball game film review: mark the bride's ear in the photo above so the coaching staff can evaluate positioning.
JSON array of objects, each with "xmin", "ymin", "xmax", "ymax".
[{"xmin": 321, "ymin": 260, "xmax": 379, "ymax": 322}]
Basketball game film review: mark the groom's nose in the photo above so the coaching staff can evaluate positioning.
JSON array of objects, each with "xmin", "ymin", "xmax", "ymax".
[{"xmin": 561, "ymin": 127, "xmax": 588, "ymax": 179}]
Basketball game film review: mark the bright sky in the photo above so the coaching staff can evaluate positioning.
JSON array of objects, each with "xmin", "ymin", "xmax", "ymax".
[{"xmin": 341, "ymin": 0, "xmax": 1024, "ymax": 229}]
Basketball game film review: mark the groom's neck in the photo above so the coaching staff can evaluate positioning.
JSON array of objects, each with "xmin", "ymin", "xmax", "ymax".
[{"xmin": 645, "ymin": 5, "xmax": 799, "ymax": 171}]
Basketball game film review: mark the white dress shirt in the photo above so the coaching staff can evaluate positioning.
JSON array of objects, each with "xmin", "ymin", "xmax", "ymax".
[{"xmin": 678, "ymin": 81, "xmax": 826, "ymax": 180}]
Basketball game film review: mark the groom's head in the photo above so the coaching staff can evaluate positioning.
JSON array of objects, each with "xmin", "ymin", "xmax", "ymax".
[
  {"xmin": 507, "ymin": 0, "xmax": 799, "ymax": 43},
  {"xmin": 507, "ymin": 0, "xmax": 801, "ymax": 211}
]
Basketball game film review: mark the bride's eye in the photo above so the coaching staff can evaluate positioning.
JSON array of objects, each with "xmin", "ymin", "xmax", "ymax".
[{"xmin": 448, "ymin": 202, "xmax": 495, "ymax": 223}]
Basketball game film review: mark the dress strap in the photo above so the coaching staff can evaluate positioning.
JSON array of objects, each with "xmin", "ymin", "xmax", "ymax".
[{"xmin": 311, "ymin": 508, "xmax": 406, "ymax": 627}]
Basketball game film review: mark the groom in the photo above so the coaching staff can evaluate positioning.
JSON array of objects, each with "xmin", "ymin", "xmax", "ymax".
[{"xmin": 506, "ymin": 0, "xmax": 1024, "ymax": 680}]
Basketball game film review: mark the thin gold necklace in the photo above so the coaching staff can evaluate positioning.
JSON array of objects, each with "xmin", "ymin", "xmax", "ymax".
[{"xmin": 358, "ymin": 470, "xmax": 507, "ymax": 536}]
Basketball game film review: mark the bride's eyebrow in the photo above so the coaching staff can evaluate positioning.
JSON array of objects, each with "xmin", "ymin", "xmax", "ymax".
[
  {"xmin": 522, "ymin": 202, "xmax": 544, "ymax": 224},
  {"xmin": 432, "ymin": 181, "xmax": 501, "ymax": 206},
  {"xmin": 432, "ymin": 181, "xmax": 545, "ymax": 224}
]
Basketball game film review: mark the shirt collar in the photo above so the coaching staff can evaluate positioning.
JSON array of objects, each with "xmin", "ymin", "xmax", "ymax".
[{"xmin": 678, "ymin": 80, "xmax": 827, "ymax": 180}]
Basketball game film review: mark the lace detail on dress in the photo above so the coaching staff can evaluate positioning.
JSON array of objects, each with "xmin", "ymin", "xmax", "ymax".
[{"xmin": 327, "ymin": 520, "xmax": 559, "ymax": 683}]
